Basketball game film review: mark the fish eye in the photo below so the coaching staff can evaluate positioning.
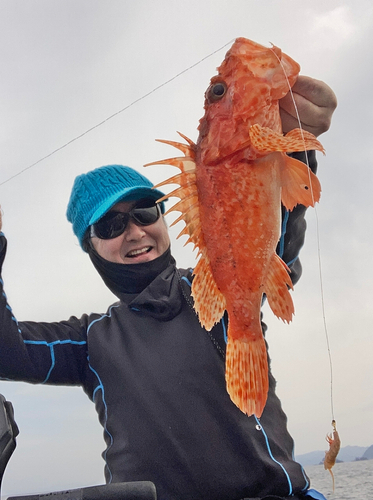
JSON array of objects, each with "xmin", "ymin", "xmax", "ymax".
[{"xmin": 207, "ymin": 81, "xmax": 227, "ymax": 102}]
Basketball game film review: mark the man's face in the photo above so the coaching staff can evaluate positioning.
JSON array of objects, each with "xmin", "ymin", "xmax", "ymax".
[{"xmin": 91, "ymin": 200, "xmax": 170, "ymax": 264}]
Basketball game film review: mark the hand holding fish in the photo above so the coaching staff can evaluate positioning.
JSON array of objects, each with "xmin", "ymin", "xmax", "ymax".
[{"xmin": 280, "ymin": 75, "xmax": 337, "ymax": 136}]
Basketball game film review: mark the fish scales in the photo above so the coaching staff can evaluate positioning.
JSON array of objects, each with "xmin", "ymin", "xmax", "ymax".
[
  {"xmin": 146, "ymin": 37, "xmax": 325, "ymax": 417},
  {"xmin": 196, "ymin": 159, "xmax": 282, "ymax": 312}
]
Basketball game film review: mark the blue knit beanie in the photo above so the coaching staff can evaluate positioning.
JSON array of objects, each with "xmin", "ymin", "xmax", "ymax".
[{"xmin": 66, "ymin": 164, "xmax": 166, "ymax": 250}]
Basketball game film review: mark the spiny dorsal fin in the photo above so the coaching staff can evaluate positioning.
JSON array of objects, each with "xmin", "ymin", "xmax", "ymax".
[
  {"xmin": 146, "ymin": 133, "xmax": 225, "ymax": 330},
  {"xmin": 145, "ymin": 134, "xmax": 199, "ymax": 248},
  {"xmin": 155, "ymin": 172, "xmax": 196, "ymax": 189},
  {"xmin": 154, "ymin": 136, "xmax": 196, "ymax": 160},
  {"xmin": 145, "ymin": 156, "xmax": 196, "ymax": 173}
]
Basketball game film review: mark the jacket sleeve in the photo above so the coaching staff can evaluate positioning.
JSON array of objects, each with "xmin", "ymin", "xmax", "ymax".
[
  {"xmin": 276, "ymin": 150, "xmax": 318, "ymax": 285},
  {"xmin": 0, "ymin": 234, "xmax": 89, "ymax": 386}
]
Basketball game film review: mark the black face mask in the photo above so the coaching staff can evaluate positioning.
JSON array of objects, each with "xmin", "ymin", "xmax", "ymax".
[{"xmin": 88, "ymin": 244, "xmax": 174, "ymax": 296}]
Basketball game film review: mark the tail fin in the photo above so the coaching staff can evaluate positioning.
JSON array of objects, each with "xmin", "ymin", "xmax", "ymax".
[{"xmin": 225, "ymin": 335, "xmax": 268, "ymax": 417}]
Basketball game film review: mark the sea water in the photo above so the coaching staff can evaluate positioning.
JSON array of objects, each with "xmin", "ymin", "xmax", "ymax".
[{"xmin": 305, "ymin": 460, "xmax": 373, "ymax": 499}]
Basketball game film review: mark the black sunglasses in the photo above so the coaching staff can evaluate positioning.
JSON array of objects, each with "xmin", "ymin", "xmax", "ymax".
[{"xmin": 90, "ymin": 200, "xmax": 161, "ymax": 240}]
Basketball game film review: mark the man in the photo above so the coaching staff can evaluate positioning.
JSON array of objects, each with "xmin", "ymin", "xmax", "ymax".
[{"xmin": 0, "ymin": 77, "xmax": 337, "ymax": 500}]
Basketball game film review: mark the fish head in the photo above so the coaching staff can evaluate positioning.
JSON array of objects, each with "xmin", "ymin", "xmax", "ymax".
[{"xmin": 197, "ymin": 37, "xmax": 300, "ymax": 164}]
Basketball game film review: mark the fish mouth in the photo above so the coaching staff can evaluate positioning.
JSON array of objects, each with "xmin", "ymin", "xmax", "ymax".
[{"xmin": 126, "ymin": 246, "xmax": 152, "ymax": 258}]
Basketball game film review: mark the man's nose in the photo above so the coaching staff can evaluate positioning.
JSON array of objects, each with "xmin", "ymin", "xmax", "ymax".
[{"xmin": 124, "ymin": 220, "xmax": 146, "ymax": 240}]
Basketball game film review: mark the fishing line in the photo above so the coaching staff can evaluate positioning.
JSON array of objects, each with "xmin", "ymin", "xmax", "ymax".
[
  {"xmin": 269, "ymin": 46, "xmax": 335, "ymax": 422},
  {"xmin": 0, "ymin": 39, "xmax": 235, "ymax": 188}
]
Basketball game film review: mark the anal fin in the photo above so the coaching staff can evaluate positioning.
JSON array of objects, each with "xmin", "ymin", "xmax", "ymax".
[{"xmin": 264, "ymin": 253, "xmax": 294, "ymax": 323}]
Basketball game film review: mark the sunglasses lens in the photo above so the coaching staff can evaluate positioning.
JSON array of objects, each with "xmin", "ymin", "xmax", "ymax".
[
  {"xmin": 132, "ymin": 205, "xmax": 160, "ymax": 225},
  {"xmin": 92, "ymin": 202, "xmax": 161, "ymax": 240},
  {"xmin": 93, "ymin": 212, "xmax": 129, "ymax": 239}
]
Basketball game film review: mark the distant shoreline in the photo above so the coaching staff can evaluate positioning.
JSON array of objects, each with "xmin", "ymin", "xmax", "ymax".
[{"xmin": 296, "ymin": 444, "xmax": 372, "ymax": 466}]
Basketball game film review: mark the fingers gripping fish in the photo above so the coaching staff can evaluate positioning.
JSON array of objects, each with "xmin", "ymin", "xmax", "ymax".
[{"xmin": 146, "ymin": 38, "xmax": 324, "ymax": 417}]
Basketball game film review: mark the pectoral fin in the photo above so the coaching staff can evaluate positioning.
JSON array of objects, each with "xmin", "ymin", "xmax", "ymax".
[
  {"xmin": 249, "ymin": 124, "xmax": 325, "ymax": 154},
  {"xmin": 280, "ymin": 154, "xmax": 321, "ymax": 210}
]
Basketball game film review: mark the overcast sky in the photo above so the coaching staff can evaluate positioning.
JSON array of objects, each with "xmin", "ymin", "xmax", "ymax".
[{"xmin": 0, "ymin": 0, "xmax": 372, "ymax": 495}]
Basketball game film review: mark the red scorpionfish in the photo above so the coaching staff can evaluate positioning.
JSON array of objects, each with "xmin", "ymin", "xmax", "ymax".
[{"xmin": 147, "ymin": 37, "xmax": 325, "ymax": 417}]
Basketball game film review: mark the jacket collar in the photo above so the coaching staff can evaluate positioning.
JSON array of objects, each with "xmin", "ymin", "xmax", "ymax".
[
  {"xmin": 89, "ymin": 246, "xmax": 183, "ymax": 320},
  {"xmin": 123, "ymin": 262, "xmax": 183, "ymax": 321}
]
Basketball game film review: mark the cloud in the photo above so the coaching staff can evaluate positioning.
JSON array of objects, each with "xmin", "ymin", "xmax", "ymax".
[{"xmin": 310, "ymin": 6, "xmax": 357, "ymax": 49}]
